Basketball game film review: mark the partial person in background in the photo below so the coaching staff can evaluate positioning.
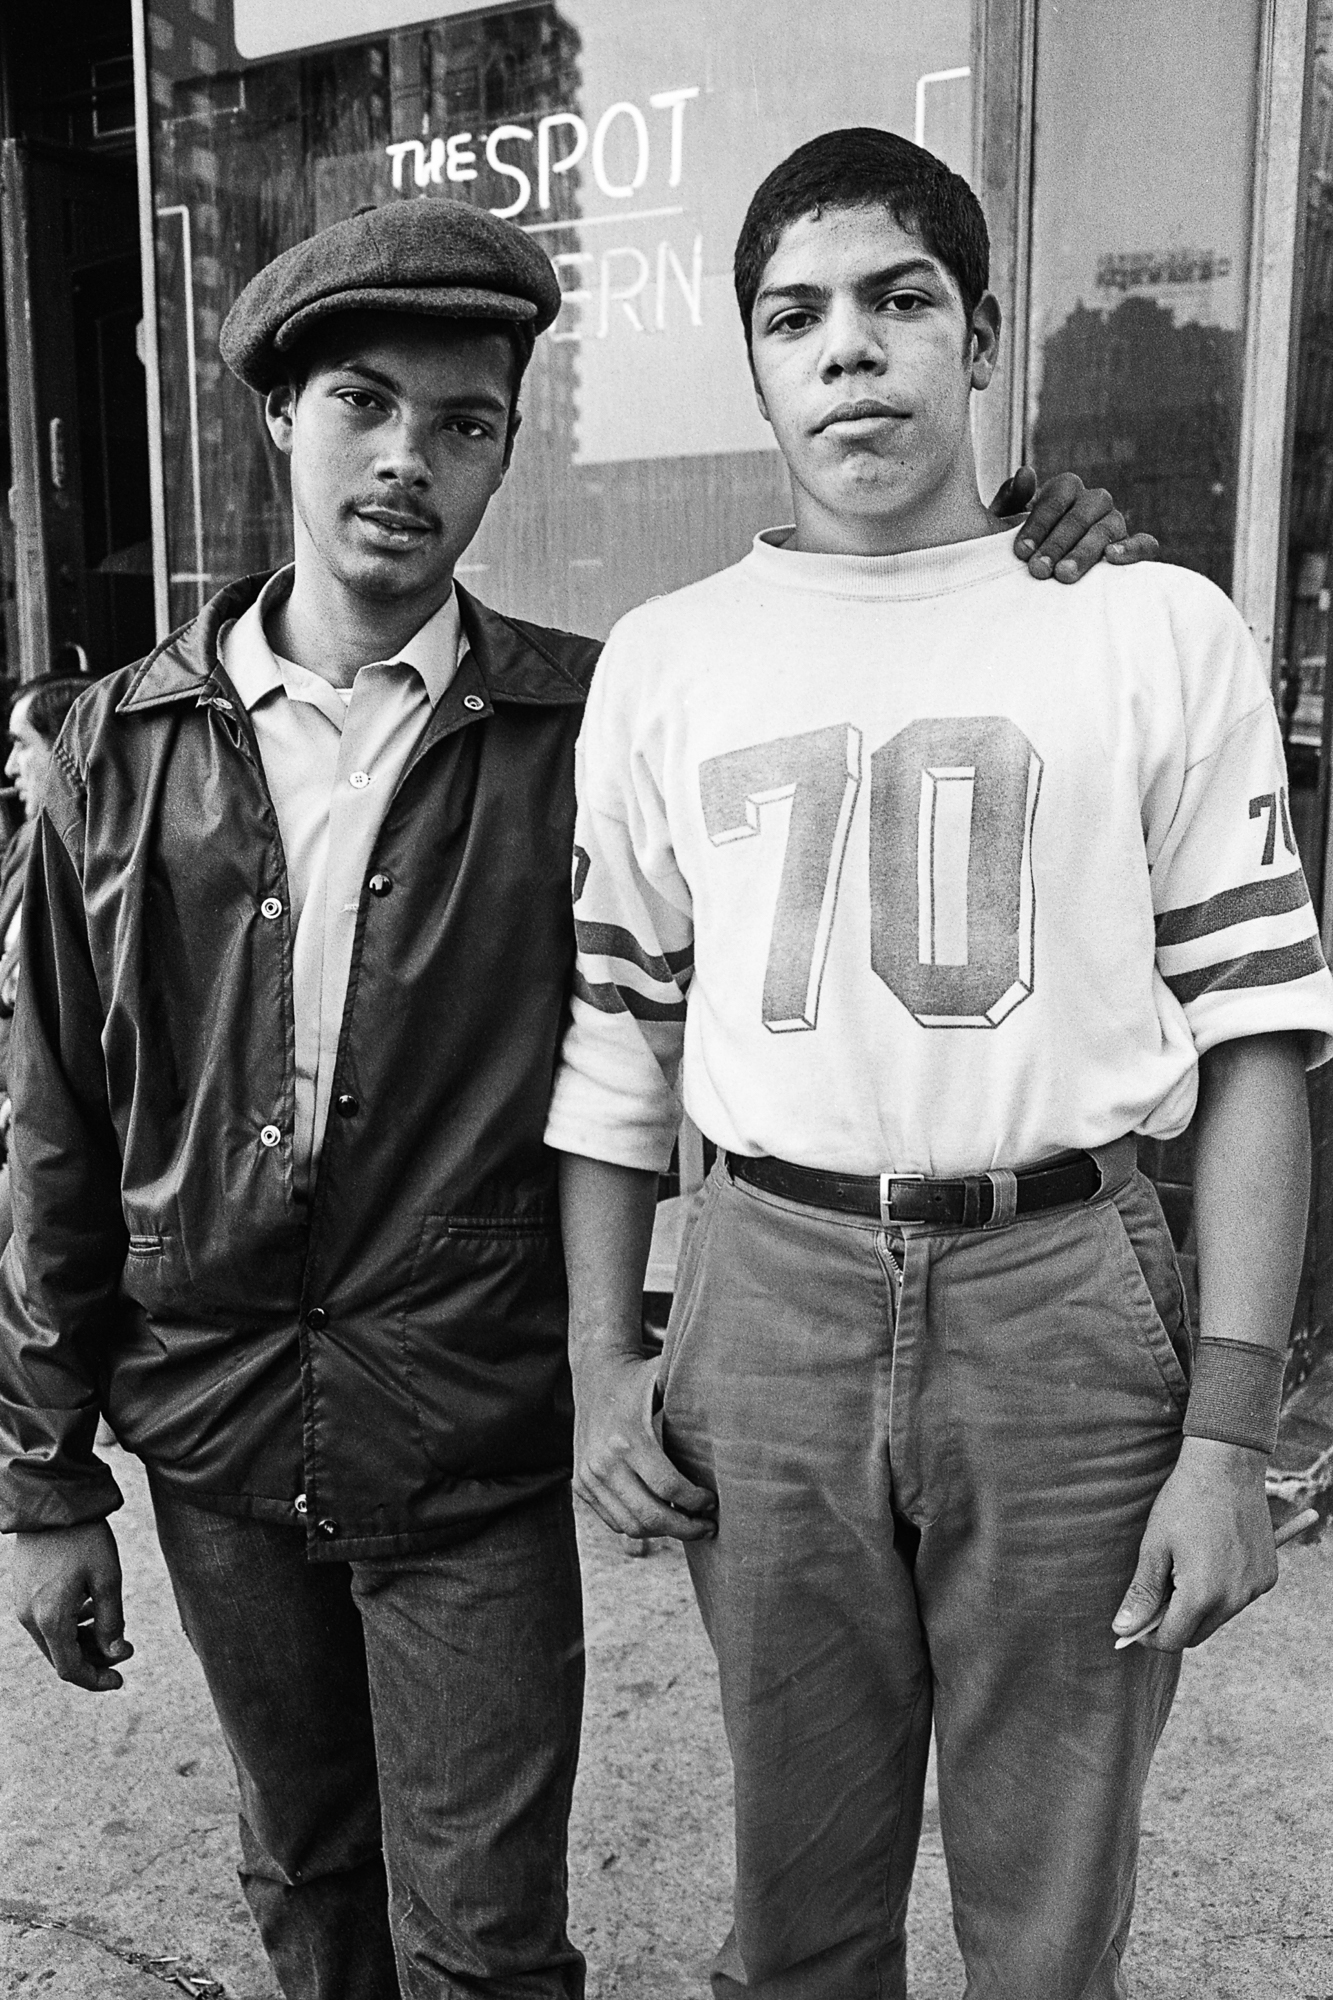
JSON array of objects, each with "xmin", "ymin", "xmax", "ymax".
[{"xmin": 0, "ymin": 676, "xmax": 89, "ymax": 1248}]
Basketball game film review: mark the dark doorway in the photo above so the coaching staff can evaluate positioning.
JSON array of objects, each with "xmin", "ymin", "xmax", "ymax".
[{"xmin": 0, "ymin": 4, "xmax": 152, "ymax": 682}]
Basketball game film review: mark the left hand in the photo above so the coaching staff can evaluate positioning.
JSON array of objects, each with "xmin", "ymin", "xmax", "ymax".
[
  {"xmin": 1111, "ymin": 1436, "xmax": 1278, "ymax": 1652},
  {"xmin": 990, "ymin": 467, "xmax": 1159, "ymax": 582}
]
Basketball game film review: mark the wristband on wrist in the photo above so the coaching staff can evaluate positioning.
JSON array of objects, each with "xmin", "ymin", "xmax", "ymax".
[{"xmin": 1181, "ymin": 1335, "xmax": 1285, "ymax": 1456}]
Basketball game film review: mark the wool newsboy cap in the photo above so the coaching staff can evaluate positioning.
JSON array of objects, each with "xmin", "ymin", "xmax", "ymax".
[{"xmin": 220, "ymin": 199, "xmax": 563, "ymax": 393}]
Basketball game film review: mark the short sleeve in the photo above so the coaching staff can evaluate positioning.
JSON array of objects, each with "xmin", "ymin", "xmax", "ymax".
[
  {"xmin": 544, "ymin": 631, "xmax": 694, "ymax": 1172},
  {"xmin": 1152, "ymin": 693, "xmax": 1333, "ymax": 1065}
]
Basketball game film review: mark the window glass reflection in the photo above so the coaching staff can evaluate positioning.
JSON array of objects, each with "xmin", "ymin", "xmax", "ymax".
[
  {"xmin": 146, "ymin": 0, "xmax": 974, "ymax": 633},
  {"xmin": 1026, "ymin": 0, "xmax": 1260, "ymax": 593},
  {"xmin": 1283, "ymin": 5, "xmax": 1333, "ymax": 907}
]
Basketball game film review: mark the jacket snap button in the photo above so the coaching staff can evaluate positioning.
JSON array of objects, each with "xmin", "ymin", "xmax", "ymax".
[
  {"xmin": 317, "ymin": 1518, "xmax": 338, "ymax": 1538},
  {"xmin": 462, "ymin": 694, "xmax": 485, "ymax": 712},
  {"xmin": 305, "ymin": 1306, "xmax": 327, "ymax": 1332},
  {"xmin": 260, "ymin": 897, "xmax": 282, "ymax": 920},
  {"xmin": 368, "ymin": 873, "xmax": 392, "ymax": 896},
  {"xmin": 294, "ymin": 1492, "xmax": 308, "ymax": 1516},
  {"xmin": 349, "ymin": 769, "xmax": 371, "ymax": 790},
  {"xmin": 334, "ymin": 1093, "xmax": 360, "ymax": 1119},
  {"xmin": 260, "ymin": 1124, "xmax": 281, "ymax": 1148}
]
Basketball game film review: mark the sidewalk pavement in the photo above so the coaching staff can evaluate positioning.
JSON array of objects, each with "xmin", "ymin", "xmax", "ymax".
[{"xmin": 2, "ymin": 1430, "xmax": 1331, "ymax": 2000}]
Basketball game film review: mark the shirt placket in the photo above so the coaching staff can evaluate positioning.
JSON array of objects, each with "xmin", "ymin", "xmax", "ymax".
[{"xmin": 317, "ymin": 682, "xmax": 381, "ymax": 1145}]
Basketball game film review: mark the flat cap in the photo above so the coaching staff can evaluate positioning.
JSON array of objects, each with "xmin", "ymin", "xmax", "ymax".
[{"xmin": 220, "ymin": 199, "xmax": 562, "ymax": 393}]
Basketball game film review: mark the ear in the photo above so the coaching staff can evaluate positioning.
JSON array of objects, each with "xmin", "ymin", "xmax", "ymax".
[
  {"xmin": 968, "ymin": 293, "xmax": 1002, "ymax": 392},
  {"xmin": 264, "ymin": 381, "xmax": 297, "ymax": 456}
]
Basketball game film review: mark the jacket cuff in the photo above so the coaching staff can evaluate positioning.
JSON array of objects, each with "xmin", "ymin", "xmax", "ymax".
[
  {"xmin": 1181, "ymin": 1336, "xmax": 1285, "ymax": 1456},
  {"xmin": 0, "ymin": 1445, "xmax": 124, "ymax": 1534}
]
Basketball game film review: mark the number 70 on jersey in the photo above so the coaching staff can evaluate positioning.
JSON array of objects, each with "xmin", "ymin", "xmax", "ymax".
[{"xmin": 698, "ymin": 716, "xmax": 1044, "ymax": 1033}]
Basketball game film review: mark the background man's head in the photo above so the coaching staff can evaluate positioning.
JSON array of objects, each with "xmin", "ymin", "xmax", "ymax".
[
  {"xmin": 220, "ymin": 202, "xmax": 560, "ymax": 611},
  {"xmin": 732, "ymin": 128, "xmax": 1001, "ymax": 554},
  {"xmin": 6, "ymin": 676, "xmax": 88, "ymax": 821}
]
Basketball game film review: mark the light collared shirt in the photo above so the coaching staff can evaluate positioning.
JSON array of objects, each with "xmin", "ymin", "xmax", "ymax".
[{"xmin": 221, "ymin": 567, "xmax": 462, "ymax": 1194}]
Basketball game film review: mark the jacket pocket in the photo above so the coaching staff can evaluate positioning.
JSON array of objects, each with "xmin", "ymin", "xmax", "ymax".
[
  {"xmin": 400, "ymin": 1212, "xmax": 571, "ymax": 1480},
  {"xmin": 1103, "ymin": 1174, "xmax": 1194, "ymax": 1413},
  {"xmin": 119, "ymin": 1231, "xmax": 172, "ymax": 1313}
]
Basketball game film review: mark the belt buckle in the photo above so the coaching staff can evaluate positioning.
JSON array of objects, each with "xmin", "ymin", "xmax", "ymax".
[{"xmin": 879, "ymin": 1172, "xmax": 925, "ymax": 1226}]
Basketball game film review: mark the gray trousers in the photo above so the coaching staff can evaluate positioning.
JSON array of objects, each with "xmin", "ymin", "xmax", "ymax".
[{"xmin": 659, "ymin": 1156, "xmax": 1187, "ymax": 2000}]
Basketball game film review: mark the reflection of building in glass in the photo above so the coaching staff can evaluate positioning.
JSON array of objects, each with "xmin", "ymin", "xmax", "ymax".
[
  {"xmin": 1290, "ymin": 15, "xmax": 1333, "ymax": 565},
  {"xmin": 149, "ymin": 2, "xmax": 582, "ymax": 622},
  {"xmin": 1030, "ymin": 295, "xmax": 1244, "ymax": 593},
  {"xmin": 1283, "ymin": 12, "xmax": 1333, "ymax": 778},
  {"xmin": 1277, "ymin": 0, "xmax": 1333, "ymax": 936},
  {"xmin": 422, "ymin": 7, "xmax": 584, "ymax": 593}
]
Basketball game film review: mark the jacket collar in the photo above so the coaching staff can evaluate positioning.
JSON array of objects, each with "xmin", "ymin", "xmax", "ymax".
[{"xmin": 116, "ymin": 573, "xmax": 595, "ymax": 715}]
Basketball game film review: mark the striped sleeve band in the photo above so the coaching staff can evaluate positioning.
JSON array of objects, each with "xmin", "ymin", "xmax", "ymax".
[{"xmin": 1155, "ymin": 867, "xmax": 1328, "ymax": 1009}]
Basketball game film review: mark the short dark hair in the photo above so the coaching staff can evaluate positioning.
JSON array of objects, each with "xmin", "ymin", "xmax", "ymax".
[
  {"xmin": 734, "ymin": 128, "xmax": 990, "ymax": 355},
  {"xmin": 10, "ymin": 674, "xmax": 89, "ymax": 746}
]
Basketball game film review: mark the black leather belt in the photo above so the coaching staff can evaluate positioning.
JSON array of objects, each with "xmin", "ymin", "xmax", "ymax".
[{"xmin": 726, "ymin": 1145, "xmax": 1124, "ymax": 1230}]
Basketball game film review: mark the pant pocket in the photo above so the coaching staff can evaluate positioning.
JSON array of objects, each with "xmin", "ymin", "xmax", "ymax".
[
  {"xmin": 656, "ymin": 1165, "xmax": 722, "ymax": 1406},
  {"xmin": 1103, "ymin": 1173, "xmax": 1194, "ymax": 1411}
]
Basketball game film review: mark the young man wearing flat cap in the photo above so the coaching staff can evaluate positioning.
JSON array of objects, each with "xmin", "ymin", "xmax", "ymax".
[{"xmin": 0, "ymin": 192, "xmax": 1145, "ymax": 1999}]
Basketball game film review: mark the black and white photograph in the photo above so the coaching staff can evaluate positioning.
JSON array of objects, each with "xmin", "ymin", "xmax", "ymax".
[{"xmin": 0, "ymin": 3, "xmax": 1330, "ymax": 1996}]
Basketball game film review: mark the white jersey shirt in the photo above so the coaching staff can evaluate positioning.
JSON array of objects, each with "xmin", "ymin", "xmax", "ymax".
[{"xmin": 545, "ymin": 527, "xmax": 1333, "ymax": 1179}]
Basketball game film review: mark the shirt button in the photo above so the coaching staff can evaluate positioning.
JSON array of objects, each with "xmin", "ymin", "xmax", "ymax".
[
  {"xmin": 305, "ymin": 1306, "xmax": 327, "ymax": 1332},
  {"xmin": 334, "ymin": 1093, "xmax": 360, "ymax": 1119},
  {"xmin": 260, "ymin": 897, "xmax": 282, "ymax": 920},
  {"xmin": 368, "ymin": 873, "xmax": 393, "ymax": 897},
  {"xmin": 317, "ymin": 1518, "xmax": 338, "ymax": 1538},
  {"xmin": 294, "ymin": 1492, "xmax": 308, "ymax": 1516},
  {"xmin": 462, "ymin": 694, "xmax": 485, "ymax": 713},
  {"xmin": 349, "ymin": 770, "xmax": 371, "ymax": 790},
  {"xmin": 260, "ymin": 1124, "xmax": 281, "ymax": 1148}
]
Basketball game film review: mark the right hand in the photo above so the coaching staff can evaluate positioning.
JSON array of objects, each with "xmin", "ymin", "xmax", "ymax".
[
  {"xmin": 573, "ymin": 1349, "xmax": 717, "ymax": 1542},
  {"xmin": 11, "ymin": 1519, "xmax": 133, "ymax": 1691}
]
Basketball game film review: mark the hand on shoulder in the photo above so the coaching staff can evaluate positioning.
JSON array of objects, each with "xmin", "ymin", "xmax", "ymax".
[{"xmin": 991, "ymin": 467, "xmax": 1159, "ymax": 583}]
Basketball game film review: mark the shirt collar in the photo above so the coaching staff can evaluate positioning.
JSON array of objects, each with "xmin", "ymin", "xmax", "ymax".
[{"xmin": 222, "ymin": 565, "xmax": 463, "ymax": 713}]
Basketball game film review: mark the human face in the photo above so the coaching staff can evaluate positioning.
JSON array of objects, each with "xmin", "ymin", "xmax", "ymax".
[
  {"xmin": 5, "ymin": 697, "xmax": 52, "ymax": 821},
  {"xmin": 749, "ymin": 204, "xmax": 1001, "ymax": 557},
  {"xmin": 265, "ymin": 312, "xmax": 517, "ymax": 616}
]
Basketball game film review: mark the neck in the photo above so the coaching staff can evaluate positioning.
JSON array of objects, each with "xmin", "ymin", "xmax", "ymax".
[
  {"xmin": 267, "ymin": 549, "xmax": 453, "ymax": 689},
  {"xmin": 787, "ymin": 458, "xmax": 996, "ymax": 559}
]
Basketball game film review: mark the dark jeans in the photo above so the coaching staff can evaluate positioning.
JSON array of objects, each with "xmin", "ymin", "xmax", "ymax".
[{"xmin": 149, "ymin": 1477, "xmax": 586, "ymax": 2000}]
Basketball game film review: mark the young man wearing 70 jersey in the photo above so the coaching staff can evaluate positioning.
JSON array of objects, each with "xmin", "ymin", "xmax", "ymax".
[{"xmin": 548, "ymin": 129, "xmax": 1333, "ymax": 1998}]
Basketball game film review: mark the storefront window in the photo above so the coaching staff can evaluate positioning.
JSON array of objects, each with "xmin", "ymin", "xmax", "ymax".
[
  {"xmin": 144, "ymin": 0, "xmax": 975, "ymax": 635},
  {"xmin": 1283, "ymin": 4, "xmax": 1333, "ymax": 907},
  {"xmin": 1026, "ymin": 0, "xmax": 1261, "ymax": 594}
]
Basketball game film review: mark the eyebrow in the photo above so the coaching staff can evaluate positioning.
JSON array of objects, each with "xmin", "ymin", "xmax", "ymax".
[
  {"xmin": 329, "ymin": 360, "xmax": 509, "ymax": 413},
  {"xmin": 755, "ymin": 257, "xmax": 943, "ymax": 311}
]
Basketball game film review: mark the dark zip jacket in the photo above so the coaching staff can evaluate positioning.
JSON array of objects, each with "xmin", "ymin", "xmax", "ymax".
[{"xmin": 0, "ymin": 574, "xmax": 600, "ymax": 1557}]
